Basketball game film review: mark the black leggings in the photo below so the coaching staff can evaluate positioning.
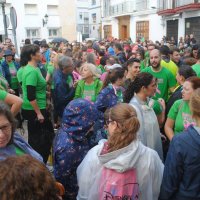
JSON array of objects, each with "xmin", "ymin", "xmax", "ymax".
[{"xmin": 22, "ymin": 109, "xmax": 54, "ymax": 163}]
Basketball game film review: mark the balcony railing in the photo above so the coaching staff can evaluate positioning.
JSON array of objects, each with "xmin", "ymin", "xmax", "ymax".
[
  {"xmin": 158, "ymin": 0, "xmax": 200, "ymax": 11},
  {"xmin": 176, "ymin": 0, "xmax": 200, "ymax": 7},
  {"xmin": 104, "ymin": 0, "xmax": 151, "ymax": 17},
  {"xmin": 109, "ymin": 1, "xmax": 135, "ymax": 17}
]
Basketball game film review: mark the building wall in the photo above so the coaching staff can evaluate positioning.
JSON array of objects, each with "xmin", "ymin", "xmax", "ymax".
[
  {"xmin": 88, "ymin": 0, "xmax": 101, "ymax": 39},
  {"xmin": 76, "ymin": 0, "xmax": 89, "ymax": 40},
  {"xmin": 58, "ymin": 0, "xmax": 76, "ymax": 42},
  {"xmin": 163, "ymin": 10, "xmax": 200, "ymax": 42},
  {"xmin": 0, "ymin": 0, "xmax": 76, "ymax": 53},
  {"xmin": 102, "ymin": 0, "xmax": 163, "ymax": 41}
]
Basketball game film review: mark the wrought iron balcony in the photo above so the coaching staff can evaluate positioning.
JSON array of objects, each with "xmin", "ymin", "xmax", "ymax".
[{"xmin": 158, "ymin": 0, "xmax": 200, "ymax": 15}]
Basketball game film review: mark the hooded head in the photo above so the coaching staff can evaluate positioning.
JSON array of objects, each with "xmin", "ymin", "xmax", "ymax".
[{"xmin": 60, "ymin": 99, "xmax": 99, "ymax": 141}]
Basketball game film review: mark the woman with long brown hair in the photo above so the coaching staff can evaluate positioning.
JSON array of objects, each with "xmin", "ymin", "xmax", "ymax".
[{"xmin": 77, "ymin": 103, "xmax": 163, "ymax": 200}]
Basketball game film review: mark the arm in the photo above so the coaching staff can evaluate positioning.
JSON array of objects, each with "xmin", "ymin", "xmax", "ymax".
[
  {"xmin": 46, "ymin": 73, "xmax": 51, "ymax": 83},
  {"xmin": 27, "ymin": 85, "xmax": 44, "ymax": 123},
  {"xmin": 74, "ymin": 82, "xmax": 82, "ymax": 99},
  {"xmin": 4, "ymin": 93, "xmax": 23, "ymax": 116},
  {"xmin": 164, "ymin": 118, "xmax": 175, "ymax": 141},
  {"xmin": 150, "ymin": 151, "xmax": 164, "ymax": 200},
  {"xmin": 157, "ymin": 99, "xmax": 166, "ymax": 127}
]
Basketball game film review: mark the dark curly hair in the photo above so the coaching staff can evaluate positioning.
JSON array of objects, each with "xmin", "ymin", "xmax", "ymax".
[
  {"xmin": 0, "ymin": 155, "xmax": 60, "ymax": 200},
  {"xmin": 123, "ymin": 72, "xmax": 154, "ymax": 103}
]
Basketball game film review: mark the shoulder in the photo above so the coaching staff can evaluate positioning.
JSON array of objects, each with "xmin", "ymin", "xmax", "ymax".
[
  {"xmin": 100, "ymin": 86, "xmax": 113, "ymax": 95},
  {"xmin": 94, "ymin": 78, "xmax": 103, "ymax": 86},
  {"xmin": 142, "ymin": 67, "xmax": 150, "ymax": 72},
  {"xmin": 138, "ymin": 142, "xmax": 163, "ymax": 166},
  {"xmin": 77, "ymin": 79, "xmax": 85, "ymax": 86},
  {"xmin": 161, "ymin": 67, "xmax": 174, "ymax": 76}
]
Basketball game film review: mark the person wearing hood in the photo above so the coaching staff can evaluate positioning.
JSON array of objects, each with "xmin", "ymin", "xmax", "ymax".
[
  {"xmin": 74, "ymin": 63, "xmax": 102, "ymax": 102},
  {"xmin": 160, "ymin": 45, "xmax": 178, "ymax": 78},
  {"xmin": 53, "ymin": 99, "xmax": 99, "ymax": 200},
  {"xmin": 160, "ymin": 88, "xmax": 200, "ymax": 200},
  {"xmin": 77, "ymin": 103, "xmax": 163, "ymax": 200}
]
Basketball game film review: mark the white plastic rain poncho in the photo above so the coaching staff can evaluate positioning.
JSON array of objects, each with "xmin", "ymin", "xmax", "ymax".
[
  {"xmin": 130, "ymin": 95, "xmax": 163, "ymax": 160},
  {"xmin": 77, "ymin": 140, "xmax": 163, "ymax": 200}
]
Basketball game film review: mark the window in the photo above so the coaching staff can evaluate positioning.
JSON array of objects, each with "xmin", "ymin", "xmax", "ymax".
[
  {"xmin": 92, "ymin": 0, "xmax": 96, "ymax": 5},
  {"xmin": 47, "ymin": 5, "xmax": 58, "ymax": 15},
  {"xmin": 92, "ymin": 13, "xmax": 96, "ymax": 23},
  {"xmin": 49, "ymin": 28, "xmax": 60, "ymax": 37},
  {"xmin": 84, "ymin": 26, "xmax": 89, "ymax": 34},
  {"xmin": 79, "ymin": 13, "xmax": 83, "ymax": 20},
  {"xmin": 26, "ymin": 28, "xmax": 40, "ymax": 38},
  {"xmin": 136, "ymin": 21, "xmax": 149, "ymax": 40},
  {"xmin": 24, "ymin": 4, "xmax": 37, "ymax": 15}
]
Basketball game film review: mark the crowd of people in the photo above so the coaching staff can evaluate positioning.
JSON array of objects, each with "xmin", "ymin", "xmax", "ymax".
[{"xmin": 0, "ymin": 35, "xmax": 200, "ymax": 200}]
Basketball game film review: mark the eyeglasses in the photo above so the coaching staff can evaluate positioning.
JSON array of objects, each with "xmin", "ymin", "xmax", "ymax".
[
  {"xmin": 0, "ymin": 123, "xmax": 11, "ymax": 133},
  {"xmin": 105, "ymin": 120, "xmax": 114, "ymax": 126}
]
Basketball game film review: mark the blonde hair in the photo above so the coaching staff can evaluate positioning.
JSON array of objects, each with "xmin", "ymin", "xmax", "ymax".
[
  {"xmin": 107, "ymin": 103, "xmax": 140, "ymax": 152},
  {"xmin": 190, "ymin": 88, "xmax": 200, "ymax": 119},
  {"xmin": 81, "ymin": 63, "xmax": 101, "ymax": 78}
]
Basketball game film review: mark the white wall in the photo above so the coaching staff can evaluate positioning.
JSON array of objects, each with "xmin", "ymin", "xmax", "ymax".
[
  {"xmin": 89, "ymin": 0, "xmax": 101, "ymax": 39},
  {"xmin": 130, "ymin": 14, "xmax": 163, "ymax": 42},
  {"xmin": 0, "ymin": 0, "xmax": 61, "ymax": 52}
]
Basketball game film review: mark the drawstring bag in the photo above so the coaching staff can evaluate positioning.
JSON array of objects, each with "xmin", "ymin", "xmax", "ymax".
[{"xmin": 99, "ymin": 168, "xmax": 139, "ymax": 200}]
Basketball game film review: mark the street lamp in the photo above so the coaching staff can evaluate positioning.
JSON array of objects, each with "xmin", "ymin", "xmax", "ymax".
[
  {"xmin": 0, "ymin": 0, "xmax": 8, "ymax": 38},
  {"xmin": 42, "ymin": 14, "xmax": 48, "ymax": 27}
]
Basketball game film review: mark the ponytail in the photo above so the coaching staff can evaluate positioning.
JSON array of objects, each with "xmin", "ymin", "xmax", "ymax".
[
  {"xmin": 102, "ymin": 67, "xmax": 125, "ymax": 90},
  {"xmin": 123, "ymin": 81, "xmax": 136, "ymax": 103}
]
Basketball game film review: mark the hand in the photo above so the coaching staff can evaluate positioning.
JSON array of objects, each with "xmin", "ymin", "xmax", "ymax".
[
  {"xmin": 37, "ymin": 113, "xmax": 44, "ymax": 123},
  {"xmin": 8, "ymin": 89, "xmax": 15, "ymax": 94},
  {"xmin": 158, "ymin": 98, "xmax": 166, "ymax": 110},
  {"xmin": 73, "ymin": 80, "xmax": 78, "ymax": 88}
]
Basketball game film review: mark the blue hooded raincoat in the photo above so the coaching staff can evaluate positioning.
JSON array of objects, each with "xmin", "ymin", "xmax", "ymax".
[{"xmin": 53, "ymin": 99, "xmax": 99, "ymax": 200}]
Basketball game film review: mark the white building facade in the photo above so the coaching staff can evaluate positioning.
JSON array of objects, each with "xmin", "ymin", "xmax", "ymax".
[
  {"xmin": 76, "ymin": 0, "xmax": 90, "ymax": 41},
  {"xmin": 158, "ymin": 0, "xmax": 200, "ymax": 43},
  {"xmin": 102, "ymin": 0, "xmax": 164, "ymax": 42},
  {"xmin": 0, "ymin": 0, "xmax": 76, "ymax": 49},
  {"xmin": 88, "ymin": 0, "xmax": 102, "ymax": 39}
]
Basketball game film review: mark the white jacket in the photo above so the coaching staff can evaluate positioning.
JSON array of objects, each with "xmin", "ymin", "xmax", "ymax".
[
  {"xmin": 77, "ymin": 140, "xmax": 164, "ymax": 200},
  {"xmin": 130, "ymin": 96, "xmax": 164, "ymax": 160}
]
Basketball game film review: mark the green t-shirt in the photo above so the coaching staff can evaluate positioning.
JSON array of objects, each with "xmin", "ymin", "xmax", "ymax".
[
  {"xmin": 161, "ymin": 60, "xmax": 178, "ymax": 78},
  {"xmin": 192, "ymin": 63, "xmax": 200, "ymax": 77},
  {"xmin": 0, "ymin": 75, "xmax": 8, "ymax": 91},
  {"xmin": 82, "ymin": 83, "xmax": 96, "ymax": 102},
  {"xmin": 142, "ymin": 67, "xmax": 176, "ymax": 102},
  {"xmin": 97, "ymin": 65, "xmax": 106, "ymax": 74},
  {"xmin": 168, "ymin": 99, "xmax": 196, "ymax": 134},
  {"xmin": 15, "ymin": 145, "xmax": 25, "ymax": 156},
  {"xmin": 150, "ymin": 97, "xmax": 162, "ymax": 115},
  {"xmin": 17, "ymin": 67, "xmax": 24, "ymax": 84},
  {"xmin": 66, "ymin": 75, "xmax": 73, "ymax": 88},
  {"xmin": 22, "ymin": 64, "xmax": 47, "ymax": 110},
  {"xmin": 0, "ymin": 89, "xmax": 7, "ymax": 100},
  {"xmin": 47, "ymin": 63, "xmax": 55, "ymax": 89},
  {"xmin": 8, "ymin": 62, "xmax": 19, "ymax": 90}
]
